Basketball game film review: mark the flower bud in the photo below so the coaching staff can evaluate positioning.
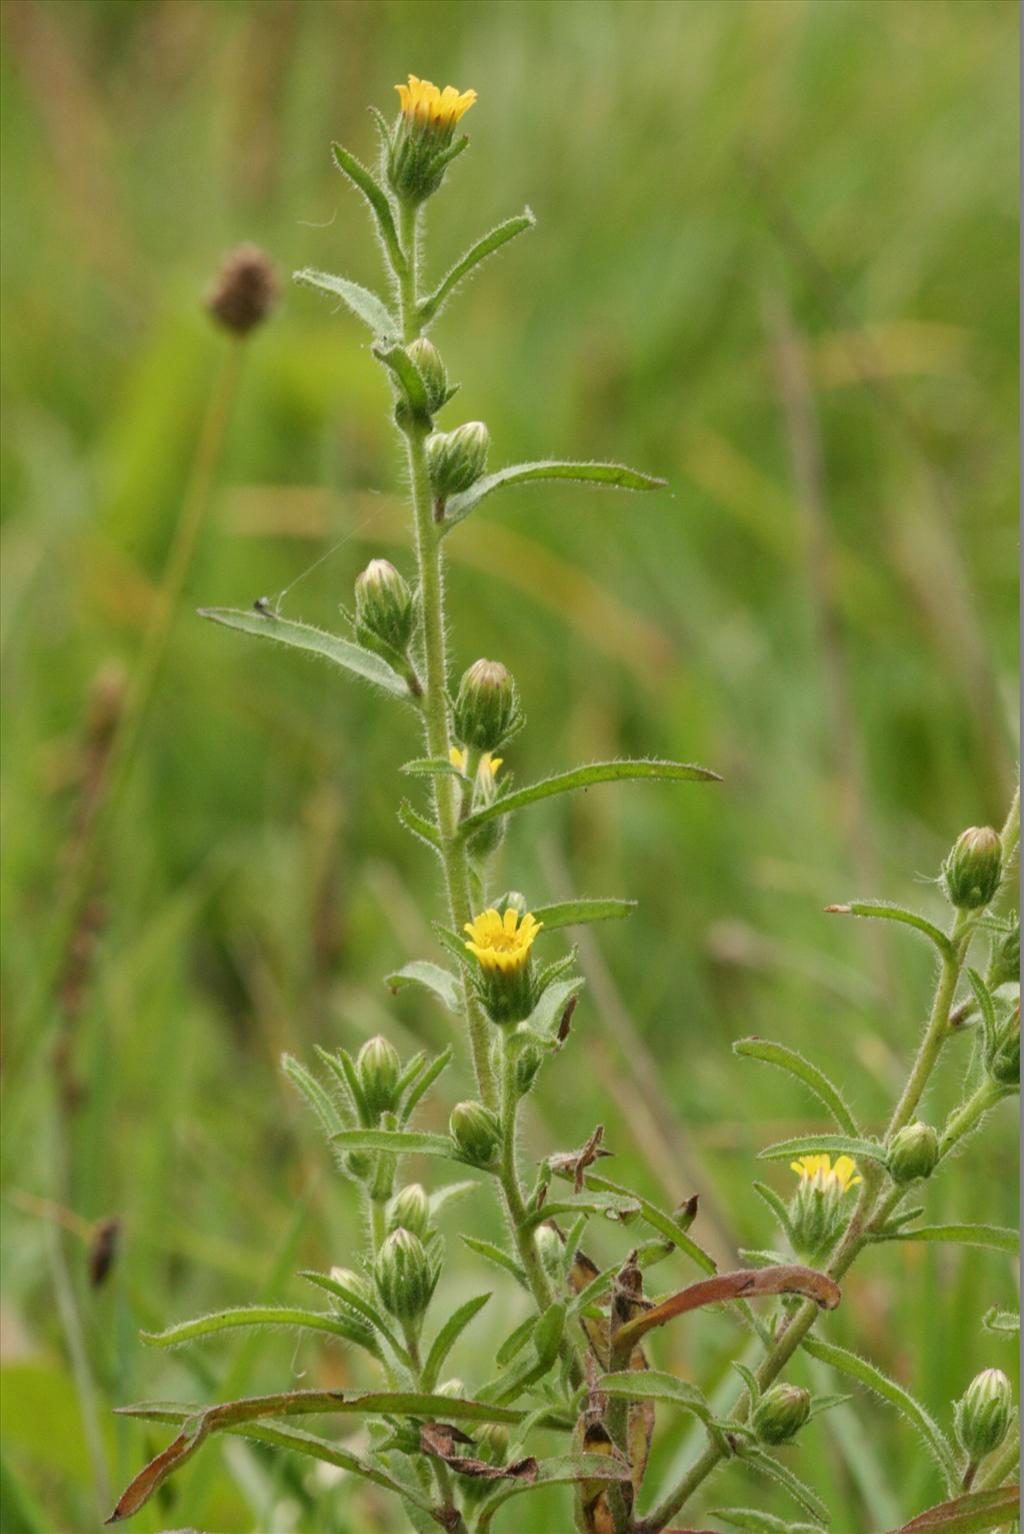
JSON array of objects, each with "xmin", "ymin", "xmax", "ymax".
[
  {"xmin": 388, "ymin": 75, "xmax": 477, "ymax": 204},
  {"xmin": 357, "ymin": 1036, "xmax": 402, "ymax": 1119},
  {"xmin": 988, "ymin": 1004, "xmax": 1020, "ymax": 1087},
  {"xmin": 887, "ymin": 1121, "xmax": 939, "ymax": 1184},
  {"xmin": 752, "ymin": 1383, "xmax": 812, "ymax": 1446},
  {"xmin": 354, "ymin": 559, "xmax": 414, "ymax": 653},
  {"xmin": 516, "ymin": 1039, "xmax": 545, "ymax": 1096},
  {"xmin": 427, "ymin": 422, "xmax": 489, "ymax": 499},
  {"xmin": 787, "ymin": 1156, "xmax": 859, "ymax": 1260},
  {"xmin": 453, "ymin": 659, "xmax": 519, "ymax": 753},
  {"xmin": 449, "ymin": 1100, "xmax": 501, "ymax": 1166},
  {"xmin": 387, "ymin": 1183, "xmax": 431, "ymax": 1241},
  {"xmin": 374, "ymin": 1227, "xmax": 437, "ymax": 1322},
  {"xmin": 942, "ymin": 827, "xmax": 1003, "ymax": 911},
  {"xmin": 955, "ymin": 1368, "xmax": 1013, "ymax": 1460},
  {"xmin": 535, "ymin": 1224, "xmax": 563, "ymax": 1279},
  {"xmin": 206, "ymin": 244, "xmax": 278, "ymax": 335},
  {"xmin": 407, "ymin": 337, "xmax": 449, "ymax": 415},
  {"xmin": 989, "ymin": 918, "xmax": 1020, "ymax": 990}
]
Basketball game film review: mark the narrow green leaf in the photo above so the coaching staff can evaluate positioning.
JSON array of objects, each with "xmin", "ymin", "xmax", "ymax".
[
  {"xmin": 280, "ymin": 1053, "xmax": 343, "ymax": 1139},
  {"xmin": 801, "ymin": 1335, "xmax": 958, "ymax": 1487},
  {"xmin": 140, "ymin": 1306, "xmax": 370, "ymax": 1350},
  {"xmin": 400, "ymin": 1043, "xmax": 454, "ymax": 1123},
  {"xmin": 398, "ymin": 798, "xmax": 441, "ymax": 851},
  {"xmin": 422, "ymin": 1292, "xmax": 492, "ymax": 1390},
  {"xmin": 751, "ymin": 1180, "xmax": 795, "ymax": 1242},
  {"xmin": 461, "ymin": 1235, "xmax": 529, "ymax": 1288},
  {"xmin": 331, "ymin": 1128, "xmax": 455, "ymax": 1157},
  {"xmin": 881, "ymin": 1486, "xmax": 1021, "ymax": 1533},
  {"xmin": 386, "ymin": 960, "xmax": 461, "ymax": 1013},
  {"xmin": 714, "ymin": 1508, "xmax": 821, "ymax": 1534},
  {"xmin": 401, "ymin": 756, "xmax": 472, "ymax": 784},
  {"xmin": 234, "ymin": 1420, "xmax": 433, "ymax": 1510},
  {"xmin": 522, "ymin": 976, "xmax": 584, "ymax": 1039},
  {"xmin": 742, "ymin": 1446, "xmax": 829, "ymax": 1525},
  {"xmin": 734, "ymin": 1037, "xmax": 860, "ymax": 1135},
  {"xmin": 598, "ymin": 1369, "xmax": 711, "ymax": 1419},
  {"xmin": 874, "ymin": 1223, "xmax": 1018, "ymax": 1254},
  {"xmin": 330, "ymin": 142, "xmax": 404, "ymax": 273},
  {"xmin": 586, "ymin": 1172, "xmax": 717, "ymax": 1274},
  {"xmin": 759, "ymin": 1133, "xmax": 887, "ymax": 1166},
  {"xmin": 461, "ymin": 758, "xmax": 720, "ymax": 832},
  {"xmin": 293, "ymin": 268, "xmax": 397, "ymax": 335},
  {"xmin": 519, "ymin": 1190, "xmax": 639, "ymax": 1230},
  {"xmin": 496, "ymin": 1313, "xmax": 537, "ymax": 1365},
  {"xmin": 373, "ymin": 339, "xmax": 430, "ymax": 416},
  {"xmin": 298, "ymin": 1271, "xmax": 399, "ymax": 1346},
  {"xmin": 418, "ymin": 209, "xmax": 535, "ymax": 325},
  {"xmin": 530, "ymin": 898, "xmax": 638, "ymax": 931},
  {"xmin": 825, "ymin": 902, "xmax": 954, "ymax": 959},
  {"xmin": 443, "ymin": 458, "xmax": 668, "ymax": 530},
  {"xmin": 965, "ymin": 969, "xmax": 998, "ymax": 1055},
  {"xmin": 200, "ymin": 607, "xmax": 409, "ymax": 697}
]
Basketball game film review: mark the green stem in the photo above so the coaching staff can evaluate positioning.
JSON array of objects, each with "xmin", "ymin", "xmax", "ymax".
[
  {"xmin": 394, "ymin": 200, "xmax": 497, "ymax": 1109},
  {"xmin": 639, "ymin": 896, "xmax": 980, "ymax": 1533},
  {"xmin": 975, "ymin": 1427, "xmax": 1021, "ymax": 1490},
  {"xmin": 939, "ymin": 1080, "xmax": 1007, "ymax": 1160},
  {"xmin": 497, "ymin": 1038, "xmax": 555, "ymax": 1316}
]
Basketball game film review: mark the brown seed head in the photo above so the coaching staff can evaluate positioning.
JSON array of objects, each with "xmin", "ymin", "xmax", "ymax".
[{"xmin": 206, "ymin": 244, "xmax": 278, "ymax": 335}]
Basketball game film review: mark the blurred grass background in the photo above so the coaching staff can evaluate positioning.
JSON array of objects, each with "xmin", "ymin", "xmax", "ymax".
[{"xmin": 0, "ymin": 1, "xmax": 1018, "ymax": 1530}]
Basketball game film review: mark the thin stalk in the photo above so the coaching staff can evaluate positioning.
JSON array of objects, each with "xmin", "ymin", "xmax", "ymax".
[
  {"xmin": 496, "ymin": 1037, "xmax": 555, "ymax": 1316},
  {"xmin": 403, "ymin": 1322, "xmax": 466, "ymax": 1529},
  {"xmin": 394, "ymin": 200, "xmax": 496, "ymax": 1108}
]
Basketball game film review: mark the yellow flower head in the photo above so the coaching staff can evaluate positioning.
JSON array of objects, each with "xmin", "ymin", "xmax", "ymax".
[
  {"xmin": 450, "ymin": 745, "xmax": 502, "ymax": 777},
  {"xmin": 790, "ymin": 1154, "xmax": 861, "ymax": 1194},
  {"xmin": 464, "ymin": 908, "xmax": 542, "ymax": 974},
  {"xmin": 395, "ymin": 75, "xmax": 477, "ymax": 135}
]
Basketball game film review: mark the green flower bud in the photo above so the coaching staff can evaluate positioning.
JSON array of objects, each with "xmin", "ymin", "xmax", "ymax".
[
  {"xmin": 450, "ymin": 1100, "xmax": 501, "ymax": 1166},
  {"xmin": 942, "ymin": 826, "xmax": 1003, "ymax": 911},
  {"xmin": 407, "ymin": 337, "xmax": 449, "ymax": 415},
  {"xmin": 427, "ymin": 421, "xmax": 489, "ymax": 499},
  {"xmin": 535, "ymin": 1223, "xmax": 563, "ymax": 1279},
  {"xmin": 752, "ymin": 1383, "xmax": 812, "ymax": 1445},
  {"xmin": 887, "ymin": 1121, "xmax": 939, "ymax": 1184},
  {"xmin": 955, "ymin": 1368, "xmax": 1013, "ymax": 1460},
  {"xmin": 453, "ymin": 659, "xmax": 519, "ymax": 753},
  {"xmin": 354, "ymin": 559, "xmax": 414, "ymax": 653},
  {"xmin": 516, "ymin": 1039, "xmax": 545, "ymax": 1096},
  {"xmin": 988, "ymin": 1004, "xmax": 1020, "ymax": 1087},
  {"xmin": 387, "ymin": 1183, "xmax": 431, "ymax": 1240},
  {"xmin": 357, "ymin": 1036, "xmax": 402, "ymax": 1119},
  {"xmin": 989, "ymin": 916, "xmax": 1020, "ymax": 989},
  {"xmin": 374, "ymin": 1227, "xmax": 437, "ymax": 1322},
  {"xmin": 328, "ymin": 1265, "xmax": 374, "ymax": 1306},
  {"xmin": 343, "ymin": 1150, "xmax": 373, "ymax": 1181}
]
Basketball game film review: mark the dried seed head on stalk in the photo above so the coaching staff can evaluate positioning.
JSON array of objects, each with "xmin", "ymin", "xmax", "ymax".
[{"xmin": 206, "ymin": 244, "xmax": 278, "ymax": 335}]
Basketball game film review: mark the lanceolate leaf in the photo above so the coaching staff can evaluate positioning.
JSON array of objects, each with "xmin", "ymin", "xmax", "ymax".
[
  {"xmin": 331, "ymin": 1128, "xmax": 455, "ymax": 1158},
  {"xmin": 742, "ymin": 1446, "xmax": 828, "ymax": 1525},
  {"xmin": 824, "ymin": 902, "xmax": 954, "ymax": 960},
  {"xmin": 330, "ymin": 141, "xmax": 405, "ymax": 273},
  {"xmin": 372, "ymin": 339, "xmax": 430, "ymax": 416},
  {"xmin": 872, "ymin": 1223, "xmax": 1018, "ymax": 1254},
  {"xmin": 530, "ymin": 898, "xmax": 638, "ymax": 931},
  {"xmin": 140, "ymin": 1306, "xmax": 375, "ymax": 1351},
  {"xmin": 882, "ymin": 1486, "xmax": 1021, "ymax": 1533},
  {"xmin": 109, "ymin": 1388, "xmax": 526, "ymax": 1520},
  {"xmin": 519, "ymin": 1190, "xmax": 639, "ymax": 1230},
  {"xmin": 714, "ymin": 1509, "xmax": 821, "ymax": 1534},
  {"xmin": 293, "ymin": 268, "xmax": 397, "ymax": 335},
  {"xmin": 613, "ymin": 1266, "xmax": 841, "ymax": 1355},
  {"xmin": 386, "ymin": 960, "xmax": 461, "ymax": 1013},
  {"xmin": 418, "ymin": 209, "xmax": 536, "ymax": 325},
  {"xmin": 585, "ymin": 1172, "xmax": 717, "ymax": 1275},
  {"xmin": 734, "ymin": 1037, "xmax": 860, "ymax": 1135},
  {"xmin": 422, "ymin": 1292, "xmax": 492, "ymax": 1390},
  {"xmin": 758, "ymin": 1133, "xmax": 887, "ymax": 1166},
  {"xmin": 461, "ymin": 1235, "xmax": 529, "ymax": 1288},
  {"xmin": 801, "ymin": 1336, "xmax": 958, "ymax": 1488},
  {"xmin": 442, "ymin": 459, "xmax": 668, "ymax": 530},
  {"xmin": 460, "ymin": 759, "xmax": 720, "ymax": 833},
  {"xmin": 233, "ymin": 1420, "xmax": 434, "ymax": 1510},
  {"xmin": 200, "ymin": 608, "xmax": 409, "ymax": 697},
  {"xmin": 598, "ymin": 1369, "xmax": 711, "ymax": 1420}
]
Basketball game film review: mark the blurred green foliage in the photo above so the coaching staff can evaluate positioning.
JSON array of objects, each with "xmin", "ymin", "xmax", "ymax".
[{"xmin": 0, "ymin": 1, "xmax": 1017, "ymax": 1530}]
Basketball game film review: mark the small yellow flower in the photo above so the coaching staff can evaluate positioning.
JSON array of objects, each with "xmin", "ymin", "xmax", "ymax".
[
  {"xmin": 464, "ymin": 908, "xmax": 542, "ymax": 974},
  {"xmin": 450, "ymin": 746, "xmax": 502, "ymax": 777},
  {"xmin": 790, "ymin": 1154, "xmax": 861, "ymax": 1194},
  {"xmin": 395, "ymin": 75, "xmax": 477, "ymax": 134}
]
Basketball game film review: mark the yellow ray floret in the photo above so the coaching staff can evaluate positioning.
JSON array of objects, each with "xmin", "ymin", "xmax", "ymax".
[
  {"xmin": 790, "ymin": 1153, "xmax": 861, "ymax": 1194},
  {"xmin": 450, "ymin": 746, "xmax": 502, "ymax": 777},
  {"xmin": 464, "ymin": 908, "xmax": 542, "ymax": 973},
  {"xmin": 395, "ymin": 75, "xmax": 477, "ymax": 133}
]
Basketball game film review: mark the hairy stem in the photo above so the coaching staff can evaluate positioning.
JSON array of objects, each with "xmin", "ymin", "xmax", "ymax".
[{"xmin": 394, "ymin": 200, "xmax": 497, "ymax": 1109}]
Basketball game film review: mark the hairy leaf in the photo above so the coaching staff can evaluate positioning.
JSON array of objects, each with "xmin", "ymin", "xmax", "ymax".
[
  {"xmin": 385, "ymin": 960, "xmax": 461, "ymax": 1013},
  {"xmin": 598, "ymin": 1369, "xmax": 711, "ymax": 1420},
  {"xmin": 443, "ymin": 458, "xmax": 668, "ymax": 530},
  {"xmin": 140, "ymin": 1306, "xmax": 373, "ymax": 1351},
  {"xmin": 293, "ymin": 268, "xmax": 397, "ymax": 335},
  {"xmin": 200, "ymin": 608, "xmax": 409, "ymax": 697},
  {"xmin": 734, "ymin": 1037, "xmax": 860, "ymax": 1135},
  {"xmin": 874, "ymin": 1223, "xmax": 1018, "ymax": 1255},
  {"xmin": 585, "ymin": 1172, "xmax": 717, "ymax": 1275},
  {"xmin": 758, "ymin": 1133, "xmax": 887, "ymax": 1166},
  {"xmin": 742, "ymin": 1445, "xmax": 828, "ymax": 1524},
  {"xmin": 825, "ymin": 902, "xmax": 953, "ymax": 959},
  {"xmin": 460, "ymin": 758, "xmax": 720, "ymax": 832},
  {"xmin": 330, "ymin": 142, "xmax": 404, "ymax": 272},
  {"xmin": 474, "ymin": 1453, "xmax": 632, "ymax": 1533},
  {"xmin": 882, "ymin": 1486, "xmax": 1021, "ymax": 1533},
  {"xmin": 530, "ymin": 897, "xmax": 638, "ymax": 930},
  {"xmin": 418, "ymin": 209, "xmax": 536, "ymax": 325},
  {"xmin": 331, "ymin": 1128, "xmax": 455, "ymax": 1158},
  {"xmin": 519, "ymin": 1190, "xmax": 640, "ymax": 1230},
  {"xmin": 422, "ymin": 1292, "xmax": 492, "ymax": 1390},
  {"xmin": 614, "ymin": 1266, "xmax": 840, "ymax": 1354}
]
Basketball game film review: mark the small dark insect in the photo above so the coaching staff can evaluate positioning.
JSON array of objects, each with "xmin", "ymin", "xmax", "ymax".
[{"xmin": 253, "ymin": 596, "xmax": 278, "ymax": 616}]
